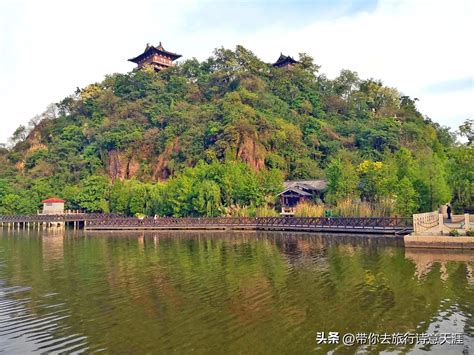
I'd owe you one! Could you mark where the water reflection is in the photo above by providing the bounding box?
[0,230,472,354]
[405,248,474,284]
[42,231,64,264]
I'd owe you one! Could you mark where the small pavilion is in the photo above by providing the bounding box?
[41,198,65,215]
[128,42,182,71]
[272,54,299,69]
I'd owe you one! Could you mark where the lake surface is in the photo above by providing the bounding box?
[0,230,473,354]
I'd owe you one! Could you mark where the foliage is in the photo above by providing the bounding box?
[395,177,418,216]
[326,158,359,204]
[447,145,473,213]
[0,45,470,216]
[76,175,110,213]
[293,202,325,217]
[457,119,473,145]
[333,199,377,217]
[448,229,460,236]
[224,205,279,217]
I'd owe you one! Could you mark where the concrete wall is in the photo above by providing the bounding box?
[42,202,65,215]
[405,235,474,249]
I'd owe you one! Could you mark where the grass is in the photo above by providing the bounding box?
[294,202,325,217]
[225,205,279,217]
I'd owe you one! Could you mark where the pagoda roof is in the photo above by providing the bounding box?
[128,42,182,63]
[272,53,299,67]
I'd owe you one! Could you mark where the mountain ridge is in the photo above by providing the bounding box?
[0,45,471,217]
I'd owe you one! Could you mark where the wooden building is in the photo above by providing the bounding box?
[272,54,299,69]
[41,198,65,215]
[128,42,182,71]
[277,180,327,215]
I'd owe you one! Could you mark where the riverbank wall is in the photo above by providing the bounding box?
[404,235,474,249]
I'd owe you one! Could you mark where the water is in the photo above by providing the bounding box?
[0,230,473,354]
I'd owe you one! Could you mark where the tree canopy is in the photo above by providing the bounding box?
[0,46,471,216]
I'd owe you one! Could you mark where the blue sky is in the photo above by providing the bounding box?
[182,0,377,32]
[0,0,472,144]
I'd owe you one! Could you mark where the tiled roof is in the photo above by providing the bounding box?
[283,180,327,191]
[128,42,182,63]
[42,198,65,203]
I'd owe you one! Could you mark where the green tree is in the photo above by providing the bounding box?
[194,180,222,216]
[0,192,37,215]
[326,158,359,204]
[395,177,419,216]
[0,45,459,218]
[110,180,130,214]
[414,152,451,211]
[448,146,473,212]
[458,119,473,145]
[0,179,12,202]
[77,175,109,212]
[129,181,148,216]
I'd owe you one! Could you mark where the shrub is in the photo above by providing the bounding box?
[466,229,474,237]
[448,229,460,236]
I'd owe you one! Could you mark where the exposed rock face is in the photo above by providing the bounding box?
[107,150,140,181]
[27,133,48,154]
[17,130,49,173]
[237,137,265,170]
[107,136,266,181]
[127,157,140,179]
[153,138,180,181]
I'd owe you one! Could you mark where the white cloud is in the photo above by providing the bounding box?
[0,0,473,143]
[240,0,474,126]
[0,0,199,143]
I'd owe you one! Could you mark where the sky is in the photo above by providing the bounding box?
[0,0,473,144]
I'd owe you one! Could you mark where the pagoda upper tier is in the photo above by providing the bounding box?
[129,42,182,71]
[272,54,299,68]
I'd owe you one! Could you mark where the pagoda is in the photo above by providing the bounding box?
[128,42,182,71]
[272,54,299,69]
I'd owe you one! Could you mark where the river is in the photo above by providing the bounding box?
[0,230,473,354]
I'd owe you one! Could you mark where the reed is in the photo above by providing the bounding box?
[294,202,325,217]
[333,198,395,217]
[225,205,278,217]
[254,206,279,217]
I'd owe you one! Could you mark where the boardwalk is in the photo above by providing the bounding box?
[0,215,413,235]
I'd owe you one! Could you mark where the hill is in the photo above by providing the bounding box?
[0,46,471,217]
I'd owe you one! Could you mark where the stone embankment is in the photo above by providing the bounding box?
[405,212,473,249]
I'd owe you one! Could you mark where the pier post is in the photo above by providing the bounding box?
[465,214,470,231]
[438,213,444,234]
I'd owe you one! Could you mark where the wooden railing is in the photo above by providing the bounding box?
[85,216,412,233]
[0,214,413,234]
[0,213,120,223]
